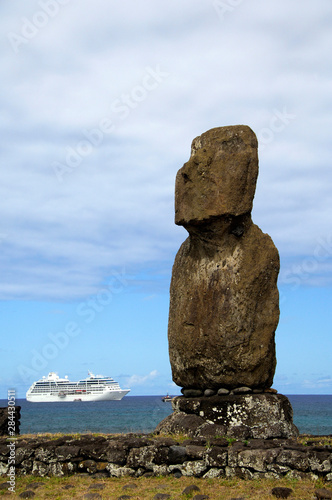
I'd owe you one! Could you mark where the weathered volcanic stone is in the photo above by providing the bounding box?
[168,125,279,390]
[175,125,259,225]
[156,394,299,440]
[0,406,20,436]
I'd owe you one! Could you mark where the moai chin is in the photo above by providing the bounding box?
[168,125,280,391]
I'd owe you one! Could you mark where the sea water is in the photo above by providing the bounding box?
[288,395,332,435]
[1,395,331,435]
[10,396,174,435]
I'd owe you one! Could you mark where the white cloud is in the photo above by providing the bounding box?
[126,370,159,387]
[1,1,332,300]
[302,377,332,390]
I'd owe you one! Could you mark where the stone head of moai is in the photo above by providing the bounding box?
[168,125,280,392]
[175,125,259,226]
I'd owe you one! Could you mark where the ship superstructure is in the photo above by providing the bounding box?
[26,371,130,402]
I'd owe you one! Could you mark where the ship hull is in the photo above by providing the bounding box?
[26,389,130,403]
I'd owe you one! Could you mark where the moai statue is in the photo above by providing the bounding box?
[168,125,280,392]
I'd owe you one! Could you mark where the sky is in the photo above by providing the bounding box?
[0,0,331,398]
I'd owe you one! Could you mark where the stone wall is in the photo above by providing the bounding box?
[0,407,20,436]
[1,433,331,481]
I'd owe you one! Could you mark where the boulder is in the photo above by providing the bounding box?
[315,489,332,500]
[271,487,293,498]
[156,394,299,440]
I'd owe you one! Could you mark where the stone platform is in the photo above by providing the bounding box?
[155,394,299,440]
[1,432,331,480]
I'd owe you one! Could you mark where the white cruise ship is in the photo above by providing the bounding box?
[26,372,130,402]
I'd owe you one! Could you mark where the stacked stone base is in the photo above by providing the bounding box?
[0,407,20,436]
[156,393,299,440]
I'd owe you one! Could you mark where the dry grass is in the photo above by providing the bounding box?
[1,475,330,500]
[298,434,332,447]
[12,432,109,441]
[11,432,332,446]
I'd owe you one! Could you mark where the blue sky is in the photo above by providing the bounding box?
[0,0,331,398]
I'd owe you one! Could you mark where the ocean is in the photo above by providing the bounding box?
[2,395,332,436]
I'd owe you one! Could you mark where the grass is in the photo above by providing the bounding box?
[12,432,332,446]
[1,474,330,499]
[10,432,109,441]
[298,434,332,447]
